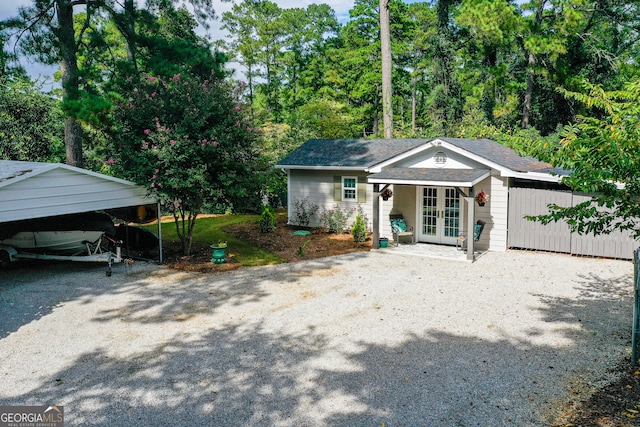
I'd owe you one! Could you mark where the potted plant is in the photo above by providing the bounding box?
[381,188,393,201]
[475,190,489,206]
[210,240,227,264]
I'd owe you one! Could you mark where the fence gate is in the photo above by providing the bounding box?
[508,187,638,259]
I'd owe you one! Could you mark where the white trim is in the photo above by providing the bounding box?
[368,141,436,172]
[369,138,561,183]
[507,171,565,182]
[433,140,522,177]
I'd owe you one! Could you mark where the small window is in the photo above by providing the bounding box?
[343,177,357,200]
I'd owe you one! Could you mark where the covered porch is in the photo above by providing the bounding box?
[368,168,491,262]
[378,240,487,262]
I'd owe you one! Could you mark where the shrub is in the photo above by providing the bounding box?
[259,206,277,233]
[320,205,354,233]
[355,205,369,230]
[292,197,319,227]
[298,239,311,257]
[351,214,367,242]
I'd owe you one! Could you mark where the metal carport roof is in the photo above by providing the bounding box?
[0,160,156,223]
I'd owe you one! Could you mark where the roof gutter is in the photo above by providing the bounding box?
[505,171,565,183]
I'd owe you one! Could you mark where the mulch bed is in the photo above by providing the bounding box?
[157,214,371,273]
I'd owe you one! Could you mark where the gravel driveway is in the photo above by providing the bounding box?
[0,250,634,426]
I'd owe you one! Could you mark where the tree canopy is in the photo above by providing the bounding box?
[2,0,640,248]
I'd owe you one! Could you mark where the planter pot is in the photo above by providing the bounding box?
[379,237,389,248]
[210,245,227,264]
[382,196,389,201]
[477,202,485,207]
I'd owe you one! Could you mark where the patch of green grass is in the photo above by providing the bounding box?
[146,214,285,266]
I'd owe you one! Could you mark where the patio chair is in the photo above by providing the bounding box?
[390,214,415,246]
[456,220,485,251]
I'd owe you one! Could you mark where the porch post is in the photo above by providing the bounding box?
[373,184,380,249]
[466,196,475,261]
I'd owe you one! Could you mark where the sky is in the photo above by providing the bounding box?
[0,0,357,85]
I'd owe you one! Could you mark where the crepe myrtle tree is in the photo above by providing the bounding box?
[111,72,264,254]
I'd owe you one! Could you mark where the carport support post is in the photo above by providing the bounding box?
[466,196,475,261]
[157,202,163,263]
[373,184,380,249]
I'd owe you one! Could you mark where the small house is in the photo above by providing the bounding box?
[277,138,638,260]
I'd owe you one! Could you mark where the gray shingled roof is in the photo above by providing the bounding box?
[439,138,554,173]
[277,137,560,174]
[277,139,429,168]
[369,168,490,184]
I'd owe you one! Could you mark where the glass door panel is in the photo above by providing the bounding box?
[419,186,461,245]
[421,187,437,236]
[443,188,460,238]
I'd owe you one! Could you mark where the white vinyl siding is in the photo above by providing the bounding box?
[473,174,508,252]
[287,170,373,229]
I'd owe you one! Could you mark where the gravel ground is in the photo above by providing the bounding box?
[0,250,634,426]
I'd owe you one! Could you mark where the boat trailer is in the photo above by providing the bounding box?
[0,234,125,276]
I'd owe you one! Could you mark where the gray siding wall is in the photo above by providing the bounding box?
[287,170,374,230]
[508,187,638,259]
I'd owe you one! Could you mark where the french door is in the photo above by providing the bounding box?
[418,186,461,245]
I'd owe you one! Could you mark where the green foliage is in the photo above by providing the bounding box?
[321,205,355,234]
[258,206,277,233]
[110,72,263,254]
[527,78,640,237]
[298,98,356,138]
[292,198,319,227]
[297,239,311,257]
[351,214,367,242]
[0,78,65,162]
[259,122,305,206]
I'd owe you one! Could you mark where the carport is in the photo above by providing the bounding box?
[0,160,161,262]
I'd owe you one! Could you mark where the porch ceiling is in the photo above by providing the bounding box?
[367,168,491,187]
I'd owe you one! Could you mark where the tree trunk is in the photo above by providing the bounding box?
[522,51,535,129]
[122,0,138,74]
[64,119,83,167]
[56,0,83,168]
[411,74,417,133]
[522,0,545,129]
[380,0,393,138]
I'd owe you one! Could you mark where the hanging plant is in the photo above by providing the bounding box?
[475,190,489,206]
[381,188,393,200]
